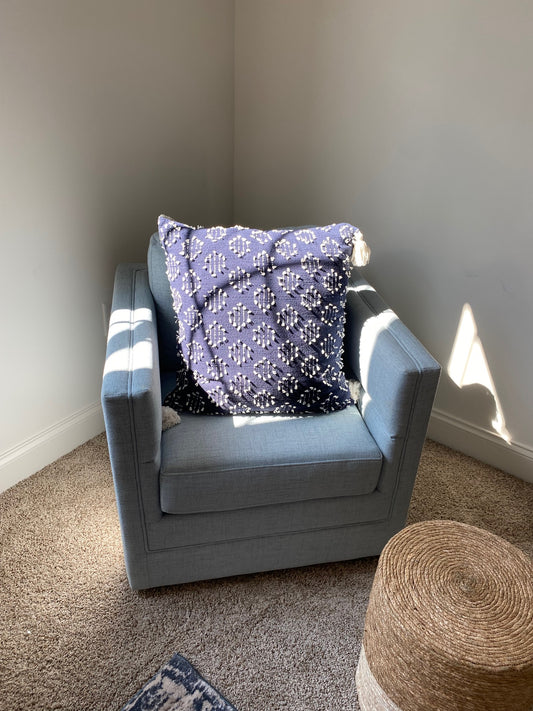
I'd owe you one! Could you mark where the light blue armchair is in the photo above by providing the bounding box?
[101,234,440,590]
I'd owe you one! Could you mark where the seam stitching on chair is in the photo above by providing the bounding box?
[147,517,392,553]
[159,454,383,478]
[128,267,153,564]
[162,485,380,515]
[355,289,427,517]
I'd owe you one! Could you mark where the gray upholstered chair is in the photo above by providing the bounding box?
[101,233,440,590]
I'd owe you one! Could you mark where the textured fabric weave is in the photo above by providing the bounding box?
[158,215,360,414]
[120,653,237,711]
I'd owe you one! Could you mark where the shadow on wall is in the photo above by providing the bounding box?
[447,303,512,444]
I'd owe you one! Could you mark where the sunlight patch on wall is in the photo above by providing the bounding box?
[448,303,511,443]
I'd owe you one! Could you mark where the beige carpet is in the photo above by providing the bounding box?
[1,435,531,711]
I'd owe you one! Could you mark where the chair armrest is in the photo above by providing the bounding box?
[101,264,163,577]
[345,271,441,513]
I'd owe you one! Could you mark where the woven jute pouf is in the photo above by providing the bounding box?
[356,520,533,711]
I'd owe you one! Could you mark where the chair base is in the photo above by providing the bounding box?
[125,516,404,590]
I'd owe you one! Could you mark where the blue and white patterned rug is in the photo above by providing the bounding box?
[120,653,238,711]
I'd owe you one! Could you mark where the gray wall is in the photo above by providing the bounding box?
[234,0,533,479]
[0,0,234,490]
[2,0,532,491]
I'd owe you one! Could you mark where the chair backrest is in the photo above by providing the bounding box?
[147,233,179,372]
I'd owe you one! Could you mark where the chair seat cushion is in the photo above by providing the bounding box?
[159,406,382,514]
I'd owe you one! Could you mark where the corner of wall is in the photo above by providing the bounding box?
[231,0,238,225]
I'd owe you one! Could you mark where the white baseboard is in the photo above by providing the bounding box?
[0,402,105,493]
[428,408,533,484]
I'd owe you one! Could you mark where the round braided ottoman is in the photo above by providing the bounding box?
[356,520,533,711]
